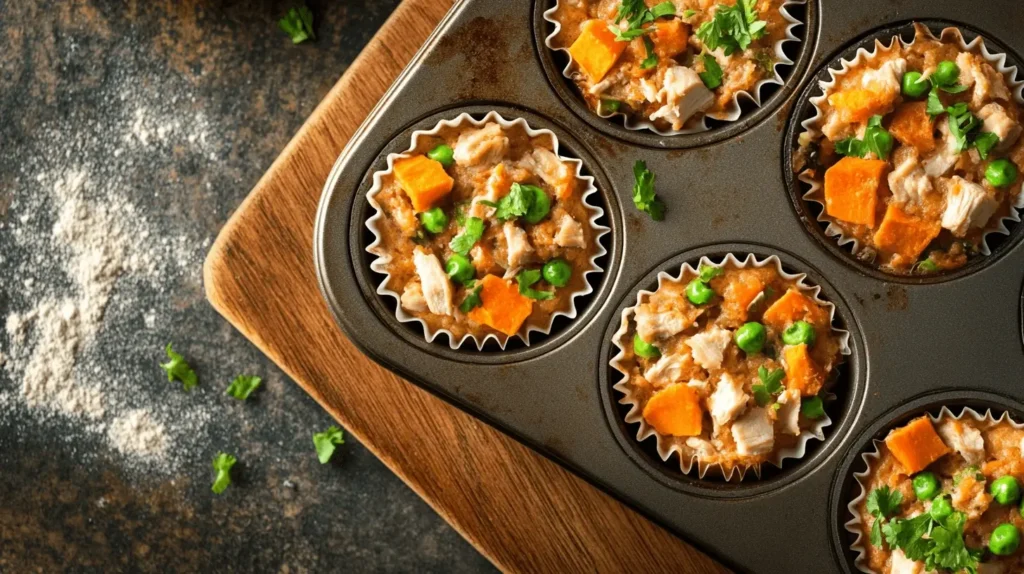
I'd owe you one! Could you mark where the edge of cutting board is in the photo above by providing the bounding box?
[203,1,728,572]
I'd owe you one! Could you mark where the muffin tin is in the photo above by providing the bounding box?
[314,1,1024,571]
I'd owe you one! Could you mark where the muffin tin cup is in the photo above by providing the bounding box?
[609,252,851,481]
[542,0,806,135]
[844,405,1024,573]
[364,111,610,350]
[797,24,1024,270]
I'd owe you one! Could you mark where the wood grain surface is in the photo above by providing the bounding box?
[203,1,729,572]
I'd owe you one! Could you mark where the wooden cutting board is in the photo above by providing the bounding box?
[203,1,728,572]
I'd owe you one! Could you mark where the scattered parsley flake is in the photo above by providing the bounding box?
[160,343,198,391]
[867,485,903,547]
[682,9,697,18]
[631,160,665,221]
[449,217,485,255]
[516,269,555,301]
[211,453,237,494]
[697,264,723,283]
[835,137,868,158]
[640,36,658,70]
[752,365,785,407]
[225,375,262,400]
[313,426,345,464]
[609,0,674,42]
[800,396,825,419]
[698,53,723,89]
[459,282,483,313]
[973,132,1000,160]
[695,0,767,56]
[278,5,315,44]
[494,183,535,221]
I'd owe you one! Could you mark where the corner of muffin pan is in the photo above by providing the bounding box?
[782,19,1024,285]
[827,389,1024,573]
[349,103,624,364]
[597,243,867,498]
[531,0,819,149]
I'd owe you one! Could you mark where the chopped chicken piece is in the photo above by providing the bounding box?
[889,549,927,574]
[861,57,907,98]
[775,389,802,436]
[646,66,714,130]
[951,472,992,522]
[937,420,986,465]
[520,147,571,188]
[957,52,1012,108]
[940,176,998,237]
[503,222,534,268]
[469,163,512,219]
[709,373,749,429]
[923,120,960,178]
[977,103,1022,152]
[686,327,732,370]
[731,408,774,456]
[554,214,585,248]
[888,149,934,208]
[453,122,509,167]
[685,437,717,457]
[382,189,420,237]
[686,378,709,394]
[643,351,692,386]
[400,281,428,313]
[635,305,688,341]
[412,247,454,316]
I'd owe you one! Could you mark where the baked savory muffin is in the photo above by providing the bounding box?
[369,118,602,345]
[855,413,1024,573]
[615,259,843,474]
[795,24,1023,274]
[548,0,793,131]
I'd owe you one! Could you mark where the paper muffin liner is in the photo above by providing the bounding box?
[365,111,609,350]
[844,406,1024,573]
[798,25,1024,264]
[542,0,805,135]
[609,253,852,481]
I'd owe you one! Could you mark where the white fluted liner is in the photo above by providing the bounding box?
[543,0,805,135]
[365,111,609,350]
[798,26,1024,262]
[609,253,851,480]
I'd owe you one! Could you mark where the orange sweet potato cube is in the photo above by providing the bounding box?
[889,102,936,154]
[394,155,454,212]
[873,203,941,261]
[569,19,627,82]
[885,416,950,474]
[642,383,703,437]
[653,20,689,59]
[824,157,889,228]
[467,275,533,337]
[762,289,829,331]
[828,88,894,124]
[782,344,825,396]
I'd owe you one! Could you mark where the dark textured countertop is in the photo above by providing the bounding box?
[0,2,494,572]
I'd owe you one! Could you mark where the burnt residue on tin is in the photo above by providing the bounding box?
[429,16,531,101]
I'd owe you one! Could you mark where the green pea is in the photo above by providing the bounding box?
[901,71,930,98]
[989,523,1021,556]
[445,254,475,284]
[734,322,766,354]
[782,321,816,346]
[685,279,715,305]
[633,334,661,360]
[986,159,1019,188]
[427,144,455,168]
[542,259,572,288]
[912,471,940,501]
[930,495,953,521]
[598,99,622,115]
[933,60,960,87]
[990,476,1021,505]
[523,186,551,224]
[419,207,449,234]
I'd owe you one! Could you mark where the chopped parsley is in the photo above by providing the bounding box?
[631,160,665,221]
[313,426,345,464]
[801,396,825,419]
[926,89,946,117]
[640,36,658,70]
[698,264,723,283]
[914,258,939,273]
[211,452,237,494]
[493,183,532,221]
[752,365,785,407]
[278,5,315,44]
[973,132,1000,160]
[225,375,262,400]
[459,282,483,313]
[866,485,902,547]
[698,53,723,89]
[160,344,198,391]
[835,137,868,158]
[608,0,675,42]
[682,9,697,18]
[835,115,891,159]
[695,0,767,56]
[516,269,555,301]
[449,216,485,255]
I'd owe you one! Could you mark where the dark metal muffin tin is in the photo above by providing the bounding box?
[314,1,1024,571]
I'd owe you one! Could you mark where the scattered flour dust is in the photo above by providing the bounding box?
[1,73,215,475]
